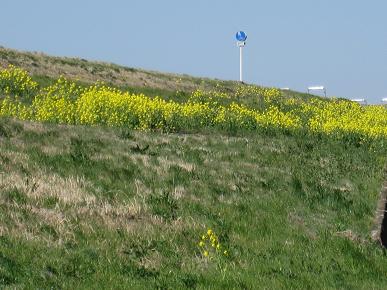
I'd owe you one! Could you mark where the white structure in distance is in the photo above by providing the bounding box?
[351,98,367,105]
[307,86,327,97]
[382,97,387,103]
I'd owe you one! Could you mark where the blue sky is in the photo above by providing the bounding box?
[1,0,387,103]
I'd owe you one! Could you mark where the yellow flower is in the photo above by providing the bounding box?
[1,65,386,141]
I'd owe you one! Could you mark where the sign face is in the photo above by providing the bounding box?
[237,41,246,47]
[236,31,247,42]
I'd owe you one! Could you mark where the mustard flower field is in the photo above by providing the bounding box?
[0,65,386,141]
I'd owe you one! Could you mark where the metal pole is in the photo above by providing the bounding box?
[240,45,243,83]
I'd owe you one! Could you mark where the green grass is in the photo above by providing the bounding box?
[0,118,386,289]
[1,46,386,288]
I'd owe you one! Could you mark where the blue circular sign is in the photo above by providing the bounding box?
[236,31,247,42]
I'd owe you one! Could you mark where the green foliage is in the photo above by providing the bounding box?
[0,65,38,100]
[0,123,10,138]
[0,252,20,286]
[70,137,93,163]
[147,192,179,221]
[118,128,134,140]
[3,188,28,205]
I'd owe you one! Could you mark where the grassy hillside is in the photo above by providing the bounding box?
[0,118,386,289]
[0,48,386,289]
[0,46,311,101]
[0,46,241,94]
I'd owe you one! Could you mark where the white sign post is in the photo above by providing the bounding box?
[236,31,247,83]
[238,42,245,82]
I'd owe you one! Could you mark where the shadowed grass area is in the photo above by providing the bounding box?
[0,118,386,289]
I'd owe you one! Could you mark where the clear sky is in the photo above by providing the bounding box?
[1,0,387,103]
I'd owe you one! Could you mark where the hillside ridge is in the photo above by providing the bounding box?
[0,46,242,93]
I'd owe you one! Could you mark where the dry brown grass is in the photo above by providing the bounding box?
[0,46,233,93]
[0,171,94,204]
[0,176,151,245]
